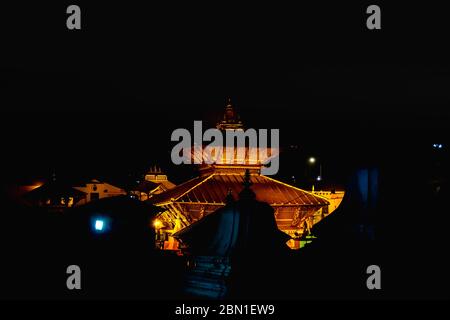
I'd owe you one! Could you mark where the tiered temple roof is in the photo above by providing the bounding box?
[150,171,328,207]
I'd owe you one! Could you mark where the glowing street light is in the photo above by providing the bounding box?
[91,216,110,233]
[308,156,322,185]
[91,216,110,234]
[153,219,163,229]
[94,219,104,231]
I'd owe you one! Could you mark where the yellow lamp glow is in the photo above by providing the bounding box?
[153,219,163,229]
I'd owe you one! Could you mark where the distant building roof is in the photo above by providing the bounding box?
[144,166,176,192]
[24,180,86,201]
[71,194,162,215]
[134,180,160,194]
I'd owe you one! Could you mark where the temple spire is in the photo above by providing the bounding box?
[216,98,244,130]
[239,169,256,200]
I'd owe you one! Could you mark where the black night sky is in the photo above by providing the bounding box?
[2,65,449,187]
[1,1,450,305]
[2,3,450,186]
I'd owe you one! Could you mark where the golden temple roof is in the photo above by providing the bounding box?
[149,172,329,207]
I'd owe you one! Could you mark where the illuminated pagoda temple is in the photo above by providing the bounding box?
[150,100,340,249]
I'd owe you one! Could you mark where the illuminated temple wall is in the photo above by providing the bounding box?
[156,202,327,250]
[150,170,344,250]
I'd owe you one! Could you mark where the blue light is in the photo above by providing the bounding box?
[95,219,104,231]
[91,216,110,233]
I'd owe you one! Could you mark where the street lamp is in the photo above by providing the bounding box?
[153,219,163,229]
[308,157,323,187]
[153,219,164,249]
[91,216,110,234]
